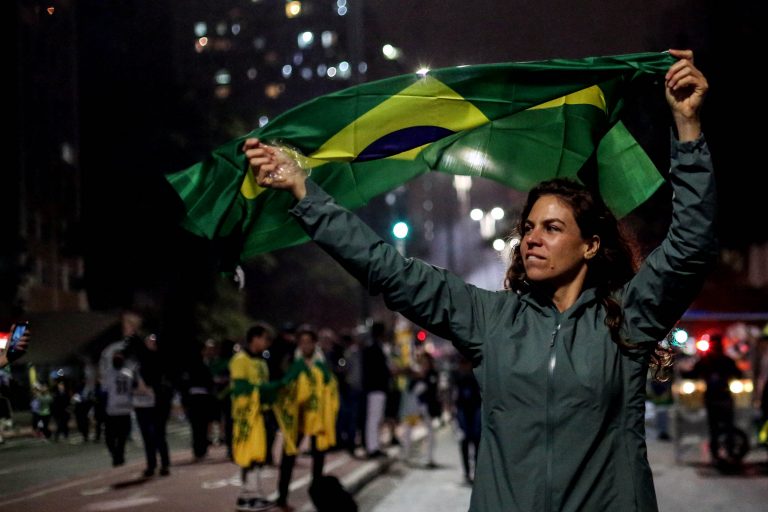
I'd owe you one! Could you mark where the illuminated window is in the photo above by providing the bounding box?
[327,66,337,78]
[258,116,269,127]
[293,52,304,65]
[358,62,368,74]
[215,70,231,85]
[253,37,266,50]
[194,22,207,37]
[282,65,293,78]
[321,31,337,48]
[338,61,351,79]
[285,1,302,18]
[231,23,241,36]
[297,31,314,49]
[316,64,327,76]
[382,44,401,60]
[247,68,258,80]
[216,22,227,36]
[265,83,285,99]
[301,67,313,80]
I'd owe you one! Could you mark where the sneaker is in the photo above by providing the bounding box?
[235,496,273,512]
[142,468,155,478]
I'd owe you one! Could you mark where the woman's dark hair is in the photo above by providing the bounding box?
[504,178,672,379]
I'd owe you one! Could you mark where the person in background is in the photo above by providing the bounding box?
[133,333,171,477]
[362,322,392,458]
[262,322,297,466]
[274,325,339,512]
[73,378,95,442]
[245,50,713,511]
[104,349,133,466]
[230,323,275,512]
[685,334,743,465]
[182,341,217,461]
[453,355,481,483]
[336,331,364,455]
[212,339,235,458]
[51,380,72,442]
[34,384,53,439]
[93,379,107,442]
[400,351,440,468]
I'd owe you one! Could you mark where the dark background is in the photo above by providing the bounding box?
[4,0,767,372]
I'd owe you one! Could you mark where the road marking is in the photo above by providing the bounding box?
[83,495,160,511]
[0,471,118,507]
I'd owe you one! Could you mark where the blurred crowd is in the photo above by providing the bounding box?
[2,310,482,511]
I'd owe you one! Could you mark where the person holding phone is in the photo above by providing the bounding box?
[0,322,30,368]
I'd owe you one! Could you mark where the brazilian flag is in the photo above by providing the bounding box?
[166,51,674,263]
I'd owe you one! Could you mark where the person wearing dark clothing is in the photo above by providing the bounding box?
[93,380,107,442]
[245,50,713,511]
[336,332,364,454]
[211,339,234,458]
[454,356,481,483]
[51,381,71,442]
[402,351,440,467]
[686,334,743,464]
[362,322,392,457]
[262,323,296,466]
[183,344,217,460]
[134,333,172,477]
[73,381,94,442]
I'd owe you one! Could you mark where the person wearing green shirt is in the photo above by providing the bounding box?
[244,49,713,512]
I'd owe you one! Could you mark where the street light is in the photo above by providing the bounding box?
[392,221,409,256]
[392,221,409,240]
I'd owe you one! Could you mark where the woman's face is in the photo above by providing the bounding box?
[521,195,597,287]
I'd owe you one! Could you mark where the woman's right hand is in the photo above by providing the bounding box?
[243,138,308,200]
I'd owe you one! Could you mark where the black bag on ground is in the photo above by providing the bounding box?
[309,475,358,512]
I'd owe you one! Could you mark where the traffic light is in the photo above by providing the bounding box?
[392,221,409,240]
[695,334,710,353]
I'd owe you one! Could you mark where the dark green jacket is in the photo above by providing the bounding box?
[290,136,716,512]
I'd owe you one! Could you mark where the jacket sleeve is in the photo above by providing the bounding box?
[290,180,496,363]
[622,135,718,344]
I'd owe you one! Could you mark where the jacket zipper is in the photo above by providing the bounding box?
[545,318,561,512]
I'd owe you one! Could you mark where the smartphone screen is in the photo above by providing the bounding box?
[9,323,27,350]
[0,336,7,351]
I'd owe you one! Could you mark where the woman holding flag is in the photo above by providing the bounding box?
[245,49,712,512]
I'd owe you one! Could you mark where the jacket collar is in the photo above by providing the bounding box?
[520,286,600,318]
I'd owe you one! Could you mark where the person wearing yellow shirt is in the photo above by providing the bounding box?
[230,323,275,512]
[274,325,339,512]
